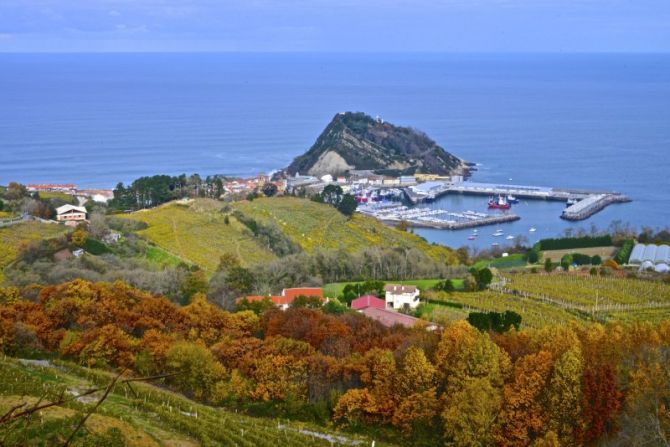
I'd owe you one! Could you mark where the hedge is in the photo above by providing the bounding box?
[538,235,613,251]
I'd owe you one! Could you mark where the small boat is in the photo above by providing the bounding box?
[529,227,537,232]
[506,235,515,240]
[493,229,504,237]
[492,242,500,247]
[506,195,519,204]
[473,229,478,233]
[488,195,511,210]
[467,235,476,240]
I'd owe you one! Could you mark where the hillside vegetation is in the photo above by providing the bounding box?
[120,197,457,272]
[234,197,456,263]
[0,222,68,282]
[119,200,277,272]
[0,357,377,446]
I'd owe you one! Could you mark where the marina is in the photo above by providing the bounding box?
[357,203,520,230]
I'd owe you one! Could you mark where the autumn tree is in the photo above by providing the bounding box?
[496,350,554,447]
[70,228,88,248]
[442,377,502,446]
[545,347,583,445]
[165,340,227,402]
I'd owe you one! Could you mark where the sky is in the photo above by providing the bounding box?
[0,0,668,53]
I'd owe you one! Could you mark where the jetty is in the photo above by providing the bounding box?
[561,194,631,221]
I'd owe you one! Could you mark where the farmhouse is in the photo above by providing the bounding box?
[384,284,420,310]
[351,295,386,310]
[238,287,324,311]
[55,205,87,223]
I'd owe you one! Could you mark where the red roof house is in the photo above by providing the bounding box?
[237,287,324,311]
[282,288,324,301]
[351,295,386,310]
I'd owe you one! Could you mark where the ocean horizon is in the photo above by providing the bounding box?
[1,52,669,248]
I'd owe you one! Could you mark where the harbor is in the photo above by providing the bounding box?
[404,180,631,221]
[357,203,520,230]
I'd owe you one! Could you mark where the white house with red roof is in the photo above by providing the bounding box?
[384,284,420,310]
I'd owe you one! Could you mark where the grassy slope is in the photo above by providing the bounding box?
[0,222,68,283]
[121,197,456,273]
[120,200,277,272]
[234,197,456,263]
[0,357,384,447]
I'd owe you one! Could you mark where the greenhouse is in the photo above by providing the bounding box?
[629,243,670,265]
[655,263,669,273]
[629,244,646,264]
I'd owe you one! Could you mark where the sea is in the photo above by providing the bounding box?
[1,53,669,250]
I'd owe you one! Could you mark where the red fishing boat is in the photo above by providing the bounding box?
[488,195,511,210]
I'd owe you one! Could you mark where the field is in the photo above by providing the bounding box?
[38,191,77,203]
[0,357,380,446]
[234,197,457,263]
[0,211,15,219]
[0,222,68,283]
[119,200,277,272]
[324,278,464,298]
[541,246,617,261]
[473,253,528,270]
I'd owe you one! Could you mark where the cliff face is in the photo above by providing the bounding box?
[287,112,465,177]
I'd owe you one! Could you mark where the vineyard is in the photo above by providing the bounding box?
[500,273,670,323]
[0,357,382,447]
[426,290,586,328]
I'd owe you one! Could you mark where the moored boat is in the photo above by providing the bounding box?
[488,195,511,210]
[506,195,519,204]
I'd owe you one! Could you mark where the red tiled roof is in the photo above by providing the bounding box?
[236,295,290,306]
[351,295,386,310]
[282,288,324,300]
[358,307,422,328]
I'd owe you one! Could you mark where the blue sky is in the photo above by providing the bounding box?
[0,0,668,52]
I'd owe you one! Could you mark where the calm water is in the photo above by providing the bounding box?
[1,53,669,249]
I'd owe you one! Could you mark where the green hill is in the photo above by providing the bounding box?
[0,356,380,446]
[119,200,278,272]
[120,197,457,272]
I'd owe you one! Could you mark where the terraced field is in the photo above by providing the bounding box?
[234,197,456,263]
[0,357,380,446]
[0,222,68,283]
[120,200,277,272]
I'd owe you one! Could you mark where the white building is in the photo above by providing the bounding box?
[384,284,420,310]
[55,205,87,223]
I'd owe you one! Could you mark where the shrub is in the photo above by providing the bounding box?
[614,239,634,264]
